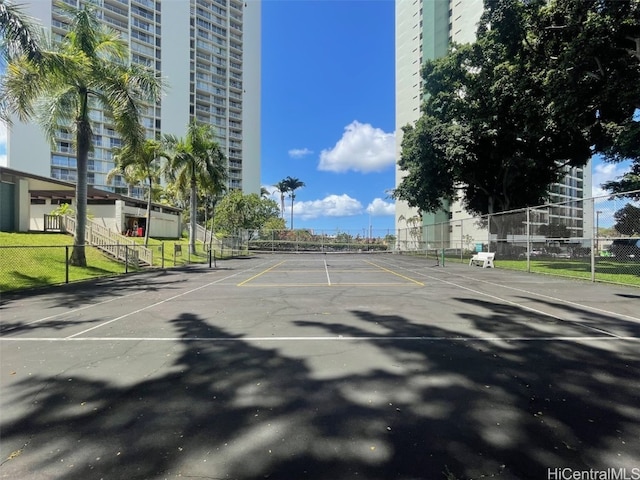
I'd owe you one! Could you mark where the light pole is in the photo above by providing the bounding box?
[596,210,602,256]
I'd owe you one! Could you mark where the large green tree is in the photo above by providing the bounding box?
[109,139,168,246]
[613,204,640,236]
[536,0,640,197]
[164,121,227,255]
[213,190,281,237]
[395,0,640,216]
[603,164,640,200]
[2,3,161,266]
[281,176,305,229]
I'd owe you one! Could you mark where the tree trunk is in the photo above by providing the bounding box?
[290,194,294,230]
[280,193,285,219]
[70,111,90,267]
[190,179,197,255]
[209,199,216,253]
[144,176,152,247]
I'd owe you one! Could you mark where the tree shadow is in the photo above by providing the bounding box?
[296,301,640,478]
[0,317,105,335]
[1,304,639,480]
[0,268,204,311]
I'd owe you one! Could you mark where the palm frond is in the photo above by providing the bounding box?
[93,62,161,153]
[33,87,79,145]
[3,56,44,121]
[0,0,43,61]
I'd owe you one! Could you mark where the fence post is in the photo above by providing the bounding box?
[460,220,464,261]
[65,246,69,284]
[125,246,129,274]
[590,224,596,283]
[441,222,445,267]
[526,208,531,273]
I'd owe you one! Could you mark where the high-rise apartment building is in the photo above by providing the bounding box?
[6,0,261,195]
[395,0,592,241]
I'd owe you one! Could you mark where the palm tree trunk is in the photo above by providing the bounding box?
[280,193,285,219]
[209,199,217,253]
[190,179,197,255]
[290,195,294,230]
[70,109,90,267]
[144,176,152,247]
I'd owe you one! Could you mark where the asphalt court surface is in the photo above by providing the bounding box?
[1,253,639,479]
[237,253,426,287]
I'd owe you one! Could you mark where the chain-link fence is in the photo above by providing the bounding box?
[245,228,397,253]
[0,241,222,294]
[396,191,640,286]
[3,192,637,291]
[0,244,147,294]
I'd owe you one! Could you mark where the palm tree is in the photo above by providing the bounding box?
[282,176,305,230]
[0,0,42,62]
[164,121,227,255]
[1,0,43,123]
[109,139,168,246]
[273,180,289,220]
[2,4,161,266]
[106,155,145,197]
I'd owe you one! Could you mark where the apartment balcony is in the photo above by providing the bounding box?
[102,2,128,19]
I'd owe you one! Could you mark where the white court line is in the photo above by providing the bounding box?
[1,335,638,342]
[65,260,277,339]
[444,272,640,323]
[323,256,331,286]
[371,257,633,339]
[3,258,275,332]
[2,291,146,333]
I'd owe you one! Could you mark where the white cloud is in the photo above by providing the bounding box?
[293,194,363,220]
[288,148,313,158]
[366,198,395,216]
[592,161,631,198]
[319,121,396,173]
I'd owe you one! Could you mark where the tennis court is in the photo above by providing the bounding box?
[1,252,639,480]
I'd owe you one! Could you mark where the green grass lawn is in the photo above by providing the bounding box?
[444,253,640,286]
[0,232,131,292]
[498,258,640,286]
[0,232,238,293]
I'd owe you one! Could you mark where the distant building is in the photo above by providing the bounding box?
[5,0,261,196]
[394,0,592,244]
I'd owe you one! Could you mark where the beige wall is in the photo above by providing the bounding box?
[28,199,181,238]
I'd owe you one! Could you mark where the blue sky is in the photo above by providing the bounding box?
[0,0,632,233]
[260,0,396,235]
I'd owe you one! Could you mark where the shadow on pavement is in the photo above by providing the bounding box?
[1,298,639,479]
